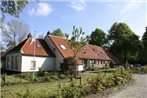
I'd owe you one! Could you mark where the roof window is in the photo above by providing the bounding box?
[36,44,42,48]
[60,44,66,50]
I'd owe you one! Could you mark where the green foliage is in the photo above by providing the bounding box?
[59,74,66,79]
[89,28,108,46]
[142,28,147,47]
[140,28,147,64]
[1,69,132,98]
[85,66,99,71]
[68,26,87,57]
[16,87,33,98]
[87,74,106,94]
[87,66,132,94]
[54,84,87,98]
[113,66,132,86]
[60,57,76,73]
[1,0,29,17]
[52,28,65,37]
[109,22,141,64]
[37,67,44,76]
[131,66,147,74]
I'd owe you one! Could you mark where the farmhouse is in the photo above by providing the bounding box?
[5,32,119,72]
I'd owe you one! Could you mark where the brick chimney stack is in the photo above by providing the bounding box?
[47,31,51,35]
[27,33,32,38]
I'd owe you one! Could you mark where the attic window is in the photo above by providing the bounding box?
[36,44,42,48]
[60,44,66,50]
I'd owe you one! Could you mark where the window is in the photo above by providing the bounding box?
[60,44,66,50]
[15,56,18,69]
[36,44,42,48]
[31,60,36,70]
[94,60,96,64]
[11,56,14,69]
[6,57,9,69]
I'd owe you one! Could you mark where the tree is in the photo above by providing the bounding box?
[60,57,76,74]
[67,26,87,78]
[142,27,147,48]
[140,27,147,64]
[108,22,140,64]
[89,28,108,46]
[1,0,29,17]
[52,28,65,37]
[2,18,30,50]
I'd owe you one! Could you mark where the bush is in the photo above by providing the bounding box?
[16,87,33,98]
[113,66,132,86]
[87,66,132,94]
[85,66,99,71]
[37,67,44,76]
[131,66,147,74]
[44,71,49,77]
[50,75,59,80]
[87,74,105,94]
[53,83,87,98]
[59,74,66,79]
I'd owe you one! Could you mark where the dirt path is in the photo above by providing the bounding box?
[85,74,147,98]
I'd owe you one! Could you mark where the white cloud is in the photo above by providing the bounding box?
[69,0,86,12]
[119,0,144,21]
[28,3,53,16]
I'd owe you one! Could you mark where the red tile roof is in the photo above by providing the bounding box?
[8,38,54,57]
[48,35,120,64]
[78,45,120,64]
[48,35,74,58]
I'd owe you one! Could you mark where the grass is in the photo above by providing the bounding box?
[1,72,110,98]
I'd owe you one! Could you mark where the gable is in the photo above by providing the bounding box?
[7,38,55,57]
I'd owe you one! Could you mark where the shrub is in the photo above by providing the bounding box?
[16,87,33,98]
[50,75,59,80]
[131,66,147,74]
[59,74,66,79]
[87,74,106,94]
[86,66,132,94]
[85,66,99,71]
[55,84,86,98]
[37,67,44,76]
[113,66,132,86]
[44,71,49,77]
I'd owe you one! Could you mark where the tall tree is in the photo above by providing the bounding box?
[67,26,87,78]
[108,22,140,64]
[142,27,147,48]
[2,18,30,50]
[89,28,108,46]
[140,27,147,64]
[1,0,29,17]
[52,28,65,37]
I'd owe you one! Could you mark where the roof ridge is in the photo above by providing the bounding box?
[48,35,67,39]
[21,38,30,53]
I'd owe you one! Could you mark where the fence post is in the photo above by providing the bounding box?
[2,73,6,86]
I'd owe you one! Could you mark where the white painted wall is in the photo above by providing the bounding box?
[78,64,84,72]
[45,36,64,71]
[6,52,22,72]
[21,56,55,72]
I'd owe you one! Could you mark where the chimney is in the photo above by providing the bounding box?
[27,33,32,38]
[47,31,50,35]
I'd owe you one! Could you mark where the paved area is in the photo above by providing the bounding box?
[85,74,147,98]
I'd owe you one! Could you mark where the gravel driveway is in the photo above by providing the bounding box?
[85,74,147,98]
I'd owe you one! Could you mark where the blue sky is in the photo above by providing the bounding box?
[4,0,147,38]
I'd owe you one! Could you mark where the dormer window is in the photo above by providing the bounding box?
[36,44,42,48]
[60,44,66,50]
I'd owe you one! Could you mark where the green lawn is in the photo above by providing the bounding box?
[1,72,111,98]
